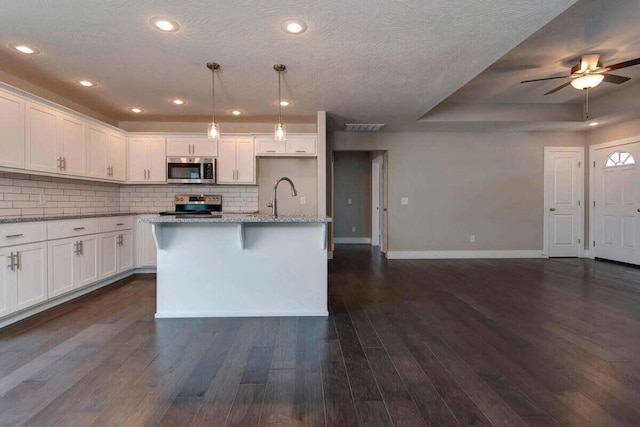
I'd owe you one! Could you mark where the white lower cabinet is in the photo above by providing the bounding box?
[100,230,134,278]
[0,242,48,317]
[47,235,99,298]
[136,216,157,268]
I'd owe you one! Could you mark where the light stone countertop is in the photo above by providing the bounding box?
[0,212,146,224]
[139,213,332,224]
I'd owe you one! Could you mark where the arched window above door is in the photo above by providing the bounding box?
[605,151,636,167]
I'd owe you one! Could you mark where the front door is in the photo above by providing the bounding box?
[544,147,583,257]
[594,142,640,264]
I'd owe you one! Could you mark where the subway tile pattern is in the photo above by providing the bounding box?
[119,185,259,213]
[0,174,258,217]
[0,172,120,217]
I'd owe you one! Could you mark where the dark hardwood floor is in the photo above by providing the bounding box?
[1,245,640,426]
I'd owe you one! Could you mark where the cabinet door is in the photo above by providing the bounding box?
[100,233,118,278]
[127,138,148,182]
[0,249,16,317]
[108,132,127,182]
[166,138,193,156]
[146,138,167,182]
[86,125,109,179]
[136,218,157,268]
[59,114,86,176]
[0,89,25,169]
[26,103,61,174]
[255,137,285,155]
[76,236,99,289]
[117,230,134,272]
[14,243,48,311]
[235,138,256,184]
[217,138,237,184]
[48,238,75,298]
[193,139,217,157]
[285,136,316,156]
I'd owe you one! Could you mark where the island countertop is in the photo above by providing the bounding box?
[139,213,332,224]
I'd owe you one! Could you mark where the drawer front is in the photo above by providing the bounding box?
[47,218,100,240]
[0,222,48,247]
[99,216,134,233]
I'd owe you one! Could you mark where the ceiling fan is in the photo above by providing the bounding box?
[521,53,640,95]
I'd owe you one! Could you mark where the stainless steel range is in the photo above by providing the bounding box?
[159,194,222,216]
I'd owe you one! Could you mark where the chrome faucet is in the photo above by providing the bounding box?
[267,177,297,217]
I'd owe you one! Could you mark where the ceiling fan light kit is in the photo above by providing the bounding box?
[570,74,604,90]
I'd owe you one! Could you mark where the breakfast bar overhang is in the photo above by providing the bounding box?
[140,215,331,318]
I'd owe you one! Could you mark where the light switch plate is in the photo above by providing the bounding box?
[401,197,409,205]
[348,198,352,205]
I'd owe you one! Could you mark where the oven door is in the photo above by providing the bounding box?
[167,158,203,184]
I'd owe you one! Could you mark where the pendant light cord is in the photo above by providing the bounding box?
[211,66,216,123]
[278,70,282,124]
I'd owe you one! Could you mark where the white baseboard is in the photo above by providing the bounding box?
[155,310,329,318]
[0,270,136,329]
[327,251,334,260]
[582,250,594,259]
[334,237,372,244]
[386,250,544,260]
[135,267,157,274]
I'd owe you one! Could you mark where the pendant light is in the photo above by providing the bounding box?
[206,62,220,141]
[274,64,287,141]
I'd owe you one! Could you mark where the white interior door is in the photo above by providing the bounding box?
[544,147,583,257]
[371,161,381,246]
[594,142,640,264]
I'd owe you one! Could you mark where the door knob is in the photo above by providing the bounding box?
[550,208,556,211]
[637,208,640,213]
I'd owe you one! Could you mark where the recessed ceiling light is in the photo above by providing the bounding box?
[78,80,96,87]
[589,122,599,127]
[280,100,291,107]
[130,108,143,113]
[150,17,180,32]
[281,19,308,34]
[11,44,40,54]
[171,98,185,105]
[231,110,242,116]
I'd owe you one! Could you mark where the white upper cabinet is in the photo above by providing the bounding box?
[58,114,86,176]
[128,137,166,183]
[166,136,217,157]
[86,124,127,182]
[0,88,25,169]
[217,137,255,185]
[255,134,317,157]
[26,102,62,174]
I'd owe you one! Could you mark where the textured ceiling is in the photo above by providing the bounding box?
[0,0,576,125]
[424,0,640,130]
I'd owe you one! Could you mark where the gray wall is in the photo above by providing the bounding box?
[331,131,586,251]
[334,152,372,239]
[587,117,640,146]
[257,158,317,216]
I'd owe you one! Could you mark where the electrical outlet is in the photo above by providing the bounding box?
[348,198,352,205]
[300,196,306,205]
[38,192,45,206]
[401,197,409,205]
[470,235,476,243]
[104,196,109,206]
[352,226,356,232]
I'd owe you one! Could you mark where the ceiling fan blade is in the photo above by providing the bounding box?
[544,81,572,95]
[602,73,631,84]
[604,57,640,72]
[521,75,570,83]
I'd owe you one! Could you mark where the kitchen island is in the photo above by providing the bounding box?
[140,214,331,318]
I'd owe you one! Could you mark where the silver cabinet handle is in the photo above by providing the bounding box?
[295,150,305,153]
[549,208,556,211]
[62,157,66,171]
[14,252,20,270]
[79,241,83,255]
[5,234,24,238]
[266,150,276,153]
[74,241,80,256]
[7,253,15,271]
[57,157,62,170]
[116,223,125,226]
[73,227,86,231]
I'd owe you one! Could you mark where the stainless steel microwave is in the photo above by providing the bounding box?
[167,157,215,184]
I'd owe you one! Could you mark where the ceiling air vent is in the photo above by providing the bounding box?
[344,123,385,132]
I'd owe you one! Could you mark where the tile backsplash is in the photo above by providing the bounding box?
[119,185,258,213]
[0,172,120,217]
[0,173,259,217]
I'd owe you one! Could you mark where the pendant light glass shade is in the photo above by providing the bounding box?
[207,62,220,141]
[274,64,287,141]
[571,74,604,90]
[275,122,286,141]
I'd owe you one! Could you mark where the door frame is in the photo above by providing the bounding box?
[543,146,585,258]
[588,135,640,259]
[372,158,381,246]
